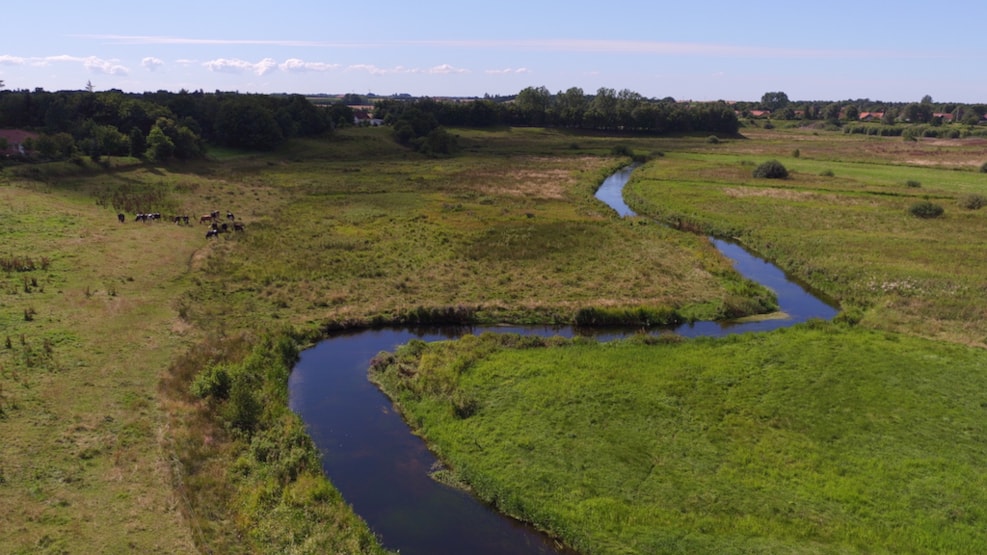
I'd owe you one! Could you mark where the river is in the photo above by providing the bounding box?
[288,166,839,554]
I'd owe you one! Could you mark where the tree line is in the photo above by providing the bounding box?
[373,86,741,136]
[737,91,987,126]
[0,89,332,162]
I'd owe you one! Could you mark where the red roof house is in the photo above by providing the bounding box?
[0,129,39,156]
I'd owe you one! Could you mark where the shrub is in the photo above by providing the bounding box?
[980,161,987,173]
[819,169,834,177]
[752,160,788,179]
[905,180,921,188]
[908,201,944,219]
[958,194,987,210]
[706,135,720,144]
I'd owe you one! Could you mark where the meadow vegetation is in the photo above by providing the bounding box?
[3,122,987,553]
[0,125,768,553]
[371,325,987,554]
[370,127,987,553]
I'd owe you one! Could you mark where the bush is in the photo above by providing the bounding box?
[905,180,921,188]
[958,194,987,210]
[908,201,944,219]
[980,161,987,173]
[753,160,788,179]
[706,135,720,144]
[819,169,834,177]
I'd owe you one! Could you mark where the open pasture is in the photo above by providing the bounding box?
[625,128,987,346]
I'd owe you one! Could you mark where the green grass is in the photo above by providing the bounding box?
[180,127,768,332]
[371,324,987,554]
[5,124,987,554]
[1,126,769,554]
[622,131,987,346]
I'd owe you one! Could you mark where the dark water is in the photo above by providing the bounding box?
[289,166,839,555]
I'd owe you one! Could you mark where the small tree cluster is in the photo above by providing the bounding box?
[908,201,944,219]
[958,194,987,210]
[753,160,788,179]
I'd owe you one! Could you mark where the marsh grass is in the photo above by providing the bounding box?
[372,324,987,554]
[624,129,987,346]
[1,126,768,554]
[6,123,987,554]
[181,127,766,333]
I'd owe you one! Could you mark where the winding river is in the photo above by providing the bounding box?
[289,166,839,555]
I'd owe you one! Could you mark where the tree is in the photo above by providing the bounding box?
[902,103,932,123]
[753,160,788,179]
[822,102,842,122]
[555,87,587,127]
[585,87,617,129]
[513,86,552,125]
[844,105,860,121]
[145,125,175,161]
[214,97,284,150]
[760,91,790,111]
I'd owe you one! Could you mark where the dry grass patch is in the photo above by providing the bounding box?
[0,182,199,554]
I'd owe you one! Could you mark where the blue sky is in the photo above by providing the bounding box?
[2,0,984,103]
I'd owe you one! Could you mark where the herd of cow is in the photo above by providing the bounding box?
[116,209,245,238]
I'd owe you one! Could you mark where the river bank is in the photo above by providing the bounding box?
[290,164,841,554]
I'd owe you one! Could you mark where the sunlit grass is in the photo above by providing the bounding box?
[372,324,987,554]
[624,130,987,346]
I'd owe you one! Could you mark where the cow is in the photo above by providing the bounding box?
[205,229,220,239]
[226,211,235,221]
[233,221,245,232]
[199,214,213,224]
[117,213,125,223]
[220,223,229,233]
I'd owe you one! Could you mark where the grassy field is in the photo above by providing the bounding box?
[371,325,987,554]
[3,123,986,553]
[624,128,987,346]
[1,126,772,553]
[0,173,199,553]
[366,128,987,553]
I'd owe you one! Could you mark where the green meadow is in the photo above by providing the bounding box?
[371,325,987,554]
[2,124,987,553]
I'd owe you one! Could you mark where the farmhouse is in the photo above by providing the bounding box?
[0,129,38,156]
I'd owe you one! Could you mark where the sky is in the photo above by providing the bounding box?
[2,0,985,103]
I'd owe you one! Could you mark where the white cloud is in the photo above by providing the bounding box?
[22,54,129,75]
[485,67,530,75]
[142,57,164,71]
[84,56,129,75]
[255,57,277,76]
[0,55,26,65]
[280,58,340,72]
[203,57,278,76]
[428,64,469,75]
[346,64,417,75]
